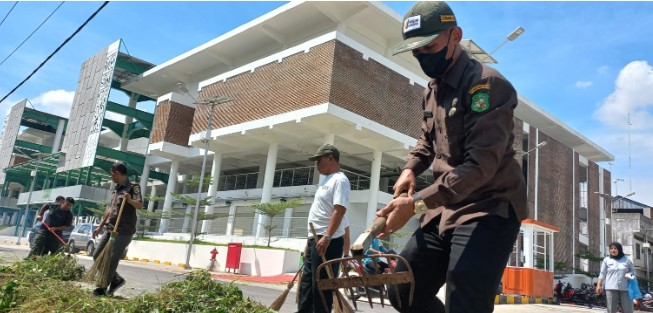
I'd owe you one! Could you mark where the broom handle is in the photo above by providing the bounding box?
[112,195,129,235]
[309,223,336,279]
[41,221,67,245]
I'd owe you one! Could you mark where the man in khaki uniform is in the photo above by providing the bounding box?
[376,2,528,312]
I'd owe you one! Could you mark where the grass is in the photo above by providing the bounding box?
[0,254,274,313]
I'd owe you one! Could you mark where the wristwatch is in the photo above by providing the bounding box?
[323,235,332,241]
[413,193,428,215]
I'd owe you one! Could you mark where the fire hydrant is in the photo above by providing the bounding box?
[207,248,219,271]
[210,248,219,261]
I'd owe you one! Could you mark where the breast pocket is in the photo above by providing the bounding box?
[444,106,466,165]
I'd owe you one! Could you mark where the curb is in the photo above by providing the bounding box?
[495,294,554,304]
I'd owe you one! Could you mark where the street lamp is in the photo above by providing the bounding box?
[15,152,48,245]
[482,26,525,62]
[184,95,234,270]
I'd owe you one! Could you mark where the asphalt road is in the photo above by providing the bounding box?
[0,244,639,312]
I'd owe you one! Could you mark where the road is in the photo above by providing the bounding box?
[0,244,636,312]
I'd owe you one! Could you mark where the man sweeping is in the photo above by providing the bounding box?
[27,196,74,257]
[91,162,142,297]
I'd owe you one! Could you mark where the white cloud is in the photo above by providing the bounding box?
[576,81,593,88]
[593,60,653,130]
[598,65,609,74]
[30,89,75,118]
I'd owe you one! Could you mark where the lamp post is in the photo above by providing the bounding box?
[184,95,234,270]
[644,240,651,290]
[482,26,525,63]
[15,152,48,245]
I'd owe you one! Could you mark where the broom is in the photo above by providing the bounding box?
[84,196,128,288]
[309,223,355,313]
[41,221,72,256]
[269,263,304,310]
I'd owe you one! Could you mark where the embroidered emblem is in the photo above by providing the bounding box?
[468,83,491,95]
[471,92,490,113]
[440,15,455,22]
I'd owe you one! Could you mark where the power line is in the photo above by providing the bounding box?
[0,2,65,68]
[0,1,109,104]
[0,2,18,29]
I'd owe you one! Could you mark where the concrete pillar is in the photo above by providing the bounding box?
[202,153,222,234]
[318,134,336,183]
[366,150,382,224]
[282,207,293,237]
[549,232,555,272]
[226,203,237,235]
[256,158,266,189]
[256,143,278,238]
[119,93,138,152]
[52,119,65,153]
[159,160,179,233]
[139,165,150,193]
[523,227,534,268]
[147,185,157,212]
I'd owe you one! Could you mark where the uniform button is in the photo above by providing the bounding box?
[436,154,442,159]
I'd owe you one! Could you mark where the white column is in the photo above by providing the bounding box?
[1,212,7,225]
[182,205,192,233]
[534,130,540,220]
[202,153,222,234]
[147,185,156,212]
[523,227,534,268]
[366,150,382,224]
[549,232,555,272]
[51,119,65,153]
[318,134,336,183]
[256,159,266,188]
[282,207,293,237]
[139,165,150,192]
[256,143,278,238]
[159,160,179,233]
[119,93,138,151]
[226,203,237,235]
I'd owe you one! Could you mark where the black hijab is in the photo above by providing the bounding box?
[609,242,625,260]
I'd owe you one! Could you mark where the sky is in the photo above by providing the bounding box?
[0,1,652,206]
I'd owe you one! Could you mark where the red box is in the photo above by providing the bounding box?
[226,242,243,273]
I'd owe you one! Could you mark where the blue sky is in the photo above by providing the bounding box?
[0,1,652,206]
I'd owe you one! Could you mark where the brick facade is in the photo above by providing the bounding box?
[150,100,196,146]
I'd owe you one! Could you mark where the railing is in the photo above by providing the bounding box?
[137,216,310,239]
[217,166,371,191]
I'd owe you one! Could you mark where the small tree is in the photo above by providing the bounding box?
[170,173,216,239]
[253,198,302,247]
[576,250,604,283]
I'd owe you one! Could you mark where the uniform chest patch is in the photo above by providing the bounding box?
[471,92,490,113]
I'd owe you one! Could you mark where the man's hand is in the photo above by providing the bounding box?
[36,215,43,221]
[595,285,602,295]
[376,196,415,238]
[92,227,101,239]
[122,192,132,202]
[316,237,330,256]
[393,169,416,198]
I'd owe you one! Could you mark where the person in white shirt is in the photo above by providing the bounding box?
[298,143,350,313]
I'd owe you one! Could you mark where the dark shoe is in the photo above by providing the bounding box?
[93,287,107,297]
[107,277,126,295]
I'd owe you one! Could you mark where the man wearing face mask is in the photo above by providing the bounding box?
[376,2,528,313]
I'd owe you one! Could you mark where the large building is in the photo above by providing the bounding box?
[1,2,615,280]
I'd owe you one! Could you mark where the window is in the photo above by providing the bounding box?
[636,243,641,260]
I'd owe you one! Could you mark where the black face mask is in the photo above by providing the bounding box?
[415,32,453,78]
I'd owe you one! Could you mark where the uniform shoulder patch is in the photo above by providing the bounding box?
[131,183,141,195]
[471,92,490,113]
[468,83,491,95]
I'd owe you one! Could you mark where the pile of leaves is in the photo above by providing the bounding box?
[0,255,273,313]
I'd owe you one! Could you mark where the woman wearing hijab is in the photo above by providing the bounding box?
[597,242,636,313]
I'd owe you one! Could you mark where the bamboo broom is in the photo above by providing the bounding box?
[269,264,304,311]
[84,196,128,288]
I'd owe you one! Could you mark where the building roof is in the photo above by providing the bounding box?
[123,0,613,163]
